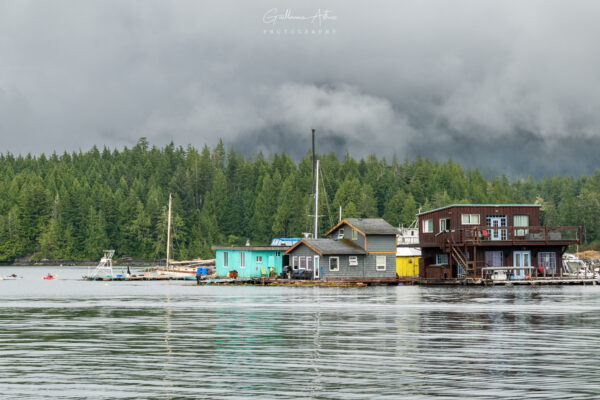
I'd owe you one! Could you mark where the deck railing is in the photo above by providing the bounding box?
[430,225,581,246]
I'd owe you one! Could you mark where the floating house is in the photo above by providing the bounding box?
[284,218,398,280]
[212,245,289,279]
[417,204,581,281]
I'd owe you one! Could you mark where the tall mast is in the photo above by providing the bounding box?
[312,129,316,201]
[314,159,319,239]
[166,193,172,270]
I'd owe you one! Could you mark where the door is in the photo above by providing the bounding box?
[513,251,531,280]
[314,256,320,279]
[489,217,505,240]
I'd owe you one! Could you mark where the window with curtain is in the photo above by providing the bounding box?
[539,252,556,274]
[514,215,529,236]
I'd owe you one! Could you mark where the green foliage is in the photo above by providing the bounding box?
[0,138,599,262]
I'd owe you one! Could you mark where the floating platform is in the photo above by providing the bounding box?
[197,277,418,287]
[420,277,600,286]
[83,275,196,281]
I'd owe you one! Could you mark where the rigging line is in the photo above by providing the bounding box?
[318,167,335,228]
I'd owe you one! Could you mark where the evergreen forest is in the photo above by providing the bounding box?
[1,137,599,262]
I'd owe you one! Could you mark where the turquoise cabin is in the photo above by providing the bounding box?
[212,245,290,278]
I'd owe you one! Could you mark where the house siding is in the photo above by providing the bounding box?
[419,205,541,246]
[321,254,366,279]
[366,235,396,252]
[363,254,396,279]
[330,223,366,250]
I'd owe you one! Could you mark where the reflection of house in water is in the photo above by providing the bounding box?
[417,204,581,281]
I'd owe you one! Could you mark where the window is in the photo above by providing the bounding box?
[307,257,313,271]
[436,254,449,265]
[352,229,358,240]
[329,257,339,271]
[485,251,503,267]
[240,252,245,268]
[376,256,386,271]
[514,215,529,236]
[349,256,358,266]
[256,256,262,263]
[440,218,450,231]
[422,219,433,233]
[461,214,480,225]
[292,256,298,270]
[276,251,281,257]
[299,256,306,270]
[338,228,345,239]
[223,252,228,268]
[539,252,557,275]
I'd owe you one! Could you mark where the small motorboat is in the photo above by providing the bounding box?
[42,273,55,280]
[3,274,22,280]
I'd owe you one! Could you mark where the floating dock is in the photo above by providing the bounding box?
[197,277,418,287]
[420,277,599,286]
[83,275,196,281]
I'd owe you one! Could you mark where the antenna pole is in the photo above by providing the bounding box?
[166,193,172,270]
[314,159,319,239]
[312,129,316,200]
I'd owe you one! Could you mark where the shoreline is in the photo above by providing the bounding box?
[1,260,159,267]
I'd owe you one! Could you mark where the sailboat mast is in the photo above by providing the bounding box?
[314,159,319,239]
[166,193,172,270]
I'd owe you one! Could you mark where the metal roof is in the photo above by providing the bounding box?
[300,239,367,255]
[212,245,289,251]
[338,218,398,235]
[396,247,421,257]
[416,204,540,216]
[270,238,301,246]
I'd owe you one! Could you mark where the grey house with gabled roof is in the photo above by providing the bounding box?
[284,218,398,280]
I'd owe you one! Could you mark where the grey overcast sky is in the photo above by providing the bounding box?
[1,0,599,177]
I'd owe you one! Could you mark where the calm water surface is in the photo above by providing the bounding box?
[1,266,600,399]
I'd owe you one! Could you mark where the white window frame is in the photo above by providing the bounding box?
[436,253,449,265]
[422,219,433,233]
[299,256,306,270]
[440,218,450,231]
[292,256,298,270]
[307,257,313,271]
[256,256,262,263]
[514,215,530,236]
[351,229,358,240]
[461,214,480,225]
[349,256,358,266]
[539,252,556,274]
[223,252,228,268]
[240,252,245,268]
[376,256,386,271]
[329,256,339,271]
[338,228,344,239]
[275,251,281,257]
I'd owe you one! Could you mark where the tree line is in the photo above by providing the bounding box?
[0,137,598,262]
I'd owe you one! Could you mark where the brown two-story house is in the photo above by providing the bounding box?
[417,204,581,280]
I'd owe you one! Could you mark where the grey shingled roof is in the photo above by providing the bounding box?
[303,239,366,255]
[345,218,398,235]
